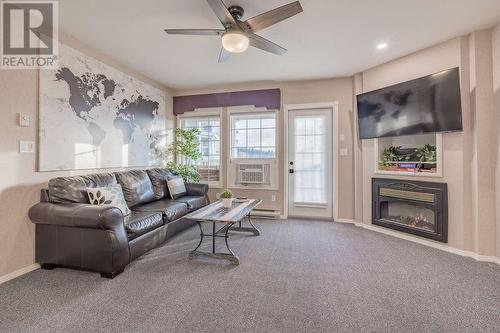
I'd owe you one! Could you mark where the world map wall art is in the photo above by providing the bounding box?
[39,43,166,171]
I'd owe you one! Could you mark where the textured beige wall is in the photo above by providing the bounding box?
[359,32,499,257]
[0,33,174,278]
[359,38,473,252]
[175,78,355,219]
[468,30,496,256]
[493,23,500,258]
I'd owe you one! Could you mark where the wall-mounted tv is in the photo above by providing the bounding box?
[356,67,462,139]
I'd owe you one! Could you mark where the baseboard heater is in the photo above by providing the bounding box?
[251,209,281,218]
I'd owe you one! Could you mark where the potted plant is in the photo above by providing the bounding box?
[380,146,401,171]
[166,128,201,182]
[220,189,233,208]
[415,144,437,163]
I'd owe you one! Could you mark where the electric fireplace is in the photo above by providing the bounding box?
[372,178,448,242]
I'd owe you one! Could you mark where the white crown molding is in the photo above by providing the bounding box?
[0,264,40,285]
[335,219,500,265]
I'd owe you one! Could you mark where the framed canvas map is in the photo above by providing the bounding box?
[39,43,166,171]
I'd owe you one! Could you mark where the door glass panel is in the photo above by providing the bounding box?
[294,116,327,204]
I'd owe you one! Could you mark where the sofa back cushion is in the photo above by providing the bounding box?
[166,176,187,199]
[87,184,131,216]
[115,170,155,207]
[48,173,117,204]
[146,168,175,199]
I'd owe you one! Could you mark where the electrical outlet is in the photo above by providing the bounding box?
[215,192,221,199]
[271,194,276,202]
[19,140,35,153]
[340,148,348,156]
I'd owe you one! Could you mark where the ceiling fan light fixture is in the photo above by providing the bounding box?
[222,31,249,53]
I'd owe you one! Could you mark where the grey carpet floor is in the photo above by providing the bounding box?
[0,219,499,333]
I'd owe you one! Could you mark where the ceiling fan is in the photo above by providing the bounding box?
[165,0,303,63]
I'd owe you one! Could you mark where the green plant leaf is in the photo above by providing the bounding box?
[165,128,202,182]
[220,189,232,198]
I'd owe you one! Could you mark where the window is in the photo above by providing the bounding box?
[230,112,277,159]
[293,116,327,204]
[180,116,220,183]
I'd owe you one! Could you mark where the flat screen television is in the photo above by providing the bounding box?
[356,67,462,139]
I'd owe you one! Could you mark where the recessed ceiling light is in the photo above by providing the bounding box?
[377,42,388,50]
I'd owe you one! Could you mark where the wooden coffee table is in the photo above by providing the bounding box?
[185,199,262,265]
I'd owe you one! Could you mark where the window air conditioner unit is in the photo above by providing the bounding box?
[236,163,271,184]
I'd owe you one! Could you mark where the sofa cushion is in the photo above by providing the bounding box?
[124,211,163,240]
[146,168,175,200]
[132,199,189,222]
[87,184,131,216]
[174,196,208,212]
[185,183,209,198]
[49,173,117,204]
[115,170,156,207]
[166,176,187,199]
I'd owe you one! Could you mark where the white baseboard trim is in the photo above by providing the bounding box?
[0,264,40,285]
[334,219,500,265]
[334,218,356,224]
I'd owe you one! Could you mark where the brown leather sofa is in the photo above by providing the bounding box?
[28,168,209,278]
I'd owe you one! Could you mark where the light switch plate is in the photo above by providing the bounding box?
[19,140,35,153]
[340,148,348,156]
[339,134,345,142]
[17,113,30,127]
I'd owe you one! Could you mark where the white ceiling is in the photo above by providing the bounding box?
[59,0,500,90]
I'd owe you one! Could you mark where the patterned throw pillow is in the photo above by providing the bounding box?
[166,176,187,199]
[87,185,131,216]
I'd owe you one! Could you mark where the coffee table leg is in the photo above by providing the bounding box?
[193,221,204,252]
[229,212,261,236]
[248,213,261,236]
[189,221,240,265]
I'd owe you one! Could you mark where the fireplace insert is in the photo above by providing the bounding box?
[372,178,448,242]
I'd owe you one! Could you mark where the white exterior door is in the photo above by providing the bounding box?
[288,108,333,218]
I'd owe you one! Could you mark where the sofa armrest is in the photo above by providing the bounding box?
[30,202,130,276]
[29,202,124,230]
[185,183,209,197]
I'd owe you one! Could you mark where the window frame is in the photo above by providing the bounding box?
[177,108,223,187]
[228,109,278,161]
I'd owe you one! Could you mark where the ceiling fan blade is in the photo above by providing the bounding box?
[244,1,303,32]
[248,34,287,56]
[164,29,224,36]
[206,0,236,26]
[218,48,231,63]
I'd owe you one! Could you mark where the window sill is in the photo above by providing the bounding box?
[229,158,277,161]
[228,185,279,191]
[197,182,223,189]
[293,202,328,208]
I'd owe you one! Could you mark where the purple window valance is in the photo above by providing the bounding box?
[173,88,281,115]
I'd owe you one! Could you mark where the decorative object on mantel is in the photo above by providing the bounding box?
[173,89,281,115]
[39,43,166,171]
[380,144,437,173]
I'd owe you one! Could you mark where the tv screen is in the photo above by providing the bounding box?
[356,67,462,139]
